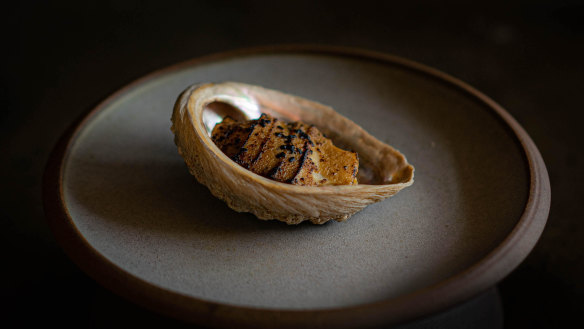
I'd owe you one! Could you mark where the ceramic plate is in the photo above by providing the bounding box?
[43,46,550,328]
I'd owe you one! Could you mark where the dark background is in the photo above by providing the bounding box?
[2,1,583,328]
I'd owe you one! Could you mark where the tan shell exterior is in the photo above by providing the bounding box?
[171,82,414,224]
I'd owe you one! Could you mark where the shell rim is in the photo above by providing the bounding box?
[42,45,550,328]
[181,81,415,191]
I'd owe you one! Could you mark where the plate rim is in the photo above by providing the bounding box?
[42,45,550,328]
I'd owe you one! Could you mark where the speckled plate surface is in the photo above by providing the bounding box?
[43,46,550,328]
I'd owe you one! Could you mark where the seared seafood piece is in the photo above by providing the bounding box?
[211,113,358,186]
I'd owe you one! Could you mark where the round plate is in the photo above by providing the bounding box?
[43,46,550,328]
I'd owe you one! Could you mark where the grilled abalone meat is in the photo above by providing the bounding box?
[171,82,414,224]
[211,113,359,186]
